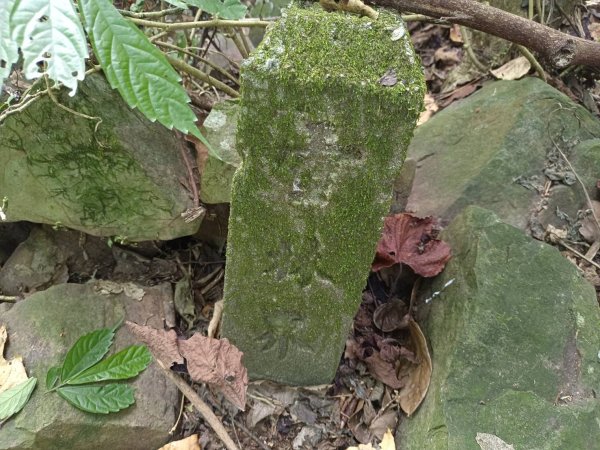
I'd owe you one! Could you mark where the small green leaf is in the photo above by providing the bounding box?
[0,377,37,421]
[186,0,247,19]
[10,0,88,96]
[67,345,152,385]
[46,366,61,390]
[57,384,135,414]
[60,328,114,383]
[80,0,200,136]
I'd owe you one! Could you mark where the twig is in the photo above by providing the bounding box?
[155,359,239,450]
[119,7,183,18]
[558,239,600,271]
[130,17,271,30]
[169,393,186,434]
[155,41,239,85]
[167,55,240,98]
[401,13,450,24]
[516,44,546,81]
[0,295,18,303]
[226,28,249,59]
[460,25,488,72]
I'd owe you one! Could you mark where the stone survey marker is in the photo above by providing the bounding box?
[222,3,425,384]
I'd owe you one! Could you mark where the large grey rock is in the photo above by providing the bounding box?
[0,74,200,241]
[398,207,600,449]
[407,77,600,230]
[0,282,177,450]
[221,4,425,385]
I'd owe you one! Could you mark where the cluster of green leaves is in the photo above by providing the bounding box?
[0,377,37,422]
[46,323,152,414]
[1,0,245,149]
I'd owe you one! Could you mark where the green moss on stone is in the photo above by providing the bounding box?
[222,2,425,385]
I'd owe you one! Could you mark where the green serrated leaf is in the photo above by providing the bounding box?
[60,328,114,383]
[0,377,37,421]
[10,0,87,96]
[46,366,61,390]
[80,0,200,136]
[67,345,152,385]
[57,384,135,414]
[0,0,18,89]
[186,0,247,19]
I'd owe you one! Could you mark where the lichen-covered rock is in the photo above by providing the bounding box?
[407,77,600,230]
[398,207,600,449]
[0,282,177,450]
[0,74,200,241]
[200,100,241,204]
[221,3,425,385]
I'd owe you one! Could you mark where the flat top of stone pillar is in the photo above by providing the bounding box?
[243,1,424,102]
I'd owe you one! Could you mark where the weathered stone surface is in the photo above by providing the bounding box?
[407,77,600,230]
[0,227,68,295]
[0,282,177,450]
[398,207,600,449]
[222,4,425,385]
[0,74,200,241]
[200,100,241,204]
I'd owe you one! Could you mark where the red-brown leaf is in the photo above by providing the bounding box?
[372,213,451,277]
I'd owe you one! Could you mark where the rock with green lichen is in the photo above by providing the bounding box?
[397,206,600,449]
[200,100,241,204]
[221,2,425,385]
[0,74,200,241]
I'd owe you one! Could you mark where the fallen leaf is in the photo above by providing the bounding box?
[380,428,396,450]
[490,56,531,80]
[368,410,397,440]
[434,47,461,65]
[364,352,403,390]
[372,213,452,277]
[0,326,28,393]
[476,432,515,450]
[417,93,439,126]
[379,69,398,87]
[158,434,201,450]
[373,300,409,332]
[579,200,600,243]
[397,318,432,416]
[589,22,600,41]
[437,81,480,108]
[449,24,463,43]
[126,322,248,410]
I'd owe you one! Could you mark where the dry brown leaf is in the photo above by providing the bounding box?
[476,433,515,450]
[434,47,461,65]
[449,24,463,43]
[158,434,201,450]
[397,318,432,416]
[126,322,248,410]
[373,213,452,277]
[368,409,397,440]
[364,353,404,390]
[579,200,600,243]
[437,82,480,108]
[0,326,29,394]
[417,93,439,126]
[589,22,600,41]
[490,56,531,80]
[179,334,248,410]
[126,322,184,367]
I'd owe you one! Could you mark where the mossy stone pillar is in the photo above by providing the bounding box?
[222,3,425,385]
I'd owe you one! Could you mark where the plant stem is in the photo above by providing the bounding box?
[167,55,240,98]
[516,44,546,81]
[129,17,271,30]
[119,7,183,18]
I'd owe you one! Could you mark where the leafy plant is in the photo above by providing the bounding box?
[47,323,152,414]
[0,378,37,422]
[0,0,248,150]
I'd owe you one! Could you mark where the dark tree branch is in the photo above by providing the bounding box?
[370,0,600,70]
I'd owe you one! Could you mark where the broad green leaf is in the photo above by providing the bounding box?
[186,0,247,19]
[60,328,114,383]
[163,0,189,8]
[10,0,87,96]
[57,384,135,414]
[0,0,18,89]
[0,377,37,421]
[80,0,200,135]
[67,345,152,385]
[46,366,61,390]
